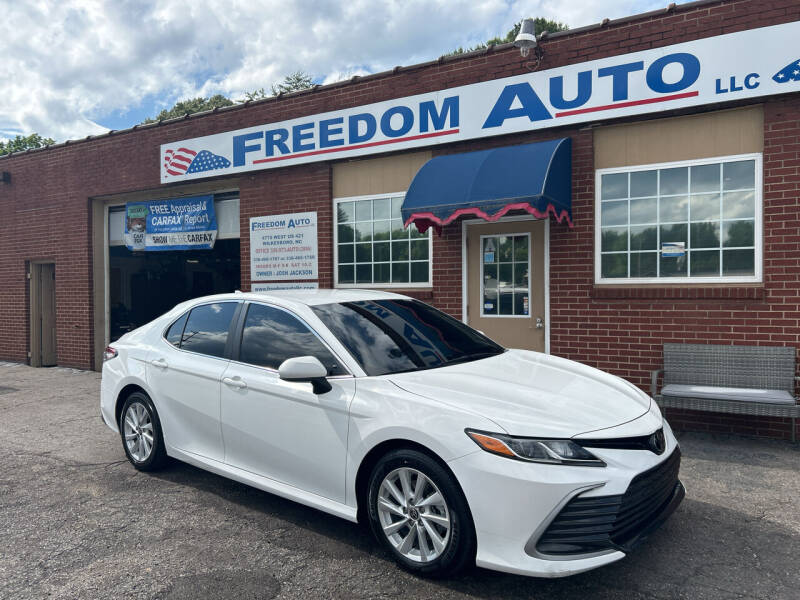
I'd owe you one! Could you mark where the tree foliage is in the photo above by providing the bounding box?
[144,71,315,124]
[270,71,314,96]
[0,133,56,156]
[143,94,235,123]
[446,18,568,56]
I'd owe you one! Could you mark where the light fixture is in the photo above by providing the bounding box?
[514,17,544,62]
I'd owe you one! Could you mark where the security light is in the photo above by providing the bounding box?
[514,18,538,57]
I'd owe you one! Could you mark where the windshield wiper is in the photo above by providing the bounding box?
[443,350,505,366]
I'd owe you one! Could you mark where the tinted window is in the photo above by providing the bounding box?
[165,313,188,347]
[239,304,346,375]
[312,300,504,376]
[180,302,238,358]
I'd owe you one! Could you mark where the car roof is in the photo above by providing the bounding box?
[175,288,411,311]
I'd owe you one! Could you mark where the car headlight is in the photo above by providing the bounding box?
[465,429,605,467]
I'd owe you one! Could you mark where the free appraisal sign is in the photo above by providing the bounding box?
[250,212,318,281]
[124,195,217,251]
[161,21,800,183]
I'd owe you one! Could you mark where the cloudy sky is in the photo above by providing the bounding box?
[0,0,672,143]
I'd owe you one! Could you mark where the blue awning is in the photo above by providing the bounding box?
[401,138,572,233]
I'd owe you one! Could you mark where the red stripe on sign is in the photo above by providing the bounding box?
[177,147,197,156]
[171,155,192,164]
[253,129,460,164]
[554,91,699,117]
[166,168,185,176]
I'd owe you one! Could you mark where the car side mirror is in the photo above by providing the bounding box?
[278,356,332,394]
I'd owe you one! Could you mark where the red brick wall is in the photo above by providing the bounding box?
[0,0,798,440]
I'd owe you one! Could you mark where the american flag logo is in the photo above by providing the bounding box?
[773,59,800,83]
[164,148,231,177]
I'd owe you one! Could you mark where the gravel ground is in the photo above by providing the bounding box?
[0,362,798,600]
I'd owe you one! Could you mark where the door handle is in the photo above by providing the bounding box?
[535,317,545,329]
[222,376,247,390]
[150,358,168,368]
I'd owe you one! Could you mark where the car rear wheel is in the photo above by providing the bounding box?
[120,392,167,471]
[367,449,475,576]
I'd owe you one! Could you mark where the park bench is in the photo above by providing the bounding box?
[651,343,800,442]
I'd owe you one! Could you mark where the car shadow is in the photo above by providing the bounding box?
[146,460,800,599]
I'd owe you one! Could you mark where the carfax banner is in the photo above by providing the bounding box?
[162,21,800,183]
[124,195,217,251]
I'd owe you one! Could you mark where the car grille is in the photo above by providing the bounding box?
[535,447,682,556]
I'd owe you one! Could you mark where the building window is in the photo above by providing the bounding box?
[335,194,431,287]
[596,154,761,283]
[481,234,530,317]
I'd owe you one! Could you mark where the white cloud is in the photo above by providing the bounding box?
[0,0,667,142]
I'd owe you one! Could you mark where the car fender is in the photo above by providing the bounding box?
[344,377,501,509]
[101,337,160,433]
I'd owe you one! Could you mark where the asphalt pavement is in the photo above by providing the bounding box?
[0,362,798,600]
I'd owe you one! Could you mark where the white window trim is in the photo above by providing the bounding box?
[479,232,532,319]
[594,153,763,285]
[333,191,433,289]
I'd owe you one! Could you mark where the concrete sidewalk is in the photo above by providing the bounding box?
[0,362,798,599]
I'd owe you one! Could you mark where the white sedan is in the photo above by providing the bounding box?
[100,290,683,578]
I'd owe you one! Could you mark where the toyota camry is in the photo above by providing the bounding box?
[100,290,684,578]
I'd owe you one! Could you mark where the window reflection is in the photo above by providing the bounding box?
[181,302,238,358]
[313,299,504,376]
[240,304,346,375]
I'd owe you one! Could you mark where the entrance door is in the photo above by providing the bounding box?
[30,262,57,367]
[466,219,546,352]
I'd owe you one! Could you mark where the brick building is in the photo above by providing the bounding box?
[1,0,799,439]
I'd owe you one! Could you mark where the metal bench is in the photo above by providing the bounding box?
[651,343,800,442]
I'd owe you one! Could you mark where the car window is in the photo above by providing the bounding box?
[165,312,188,347]
[311,299,504,376]
[180,302,238,358]
[239,303,347,376]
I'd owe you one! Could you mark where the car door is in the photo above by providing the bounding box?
[147,301,240,463]
[220,301,355,503]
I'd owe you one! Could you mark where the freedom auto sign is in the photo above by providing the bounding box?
[162,22,800,182]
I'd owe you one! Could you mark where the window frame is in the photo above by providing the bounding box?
[160,300,242,361]
[333,192,433,289]
[594,153,763,285]
[479,232,532,319]
[229,301,353,378]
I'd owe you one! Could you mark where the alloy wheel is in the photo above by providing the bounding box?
[123,401,154,462]
[376,467,451,563]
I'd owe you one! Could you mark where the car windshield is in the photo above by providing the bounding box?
[311,299,505,376]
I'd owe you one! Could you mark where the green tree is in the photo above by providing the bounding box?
[446,18,568,56]
[270,71,314,96]
[0,133,56,155]
[143,94,234,123]
[239,88,269,102]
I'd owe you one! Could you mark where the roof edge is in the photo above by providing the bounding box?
[0,0,731,161]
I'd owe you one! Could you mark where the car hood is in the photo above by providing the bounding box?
[388,349,652,439]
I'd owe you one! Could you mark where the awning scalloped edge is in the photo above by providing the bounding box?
[403,201,574,234]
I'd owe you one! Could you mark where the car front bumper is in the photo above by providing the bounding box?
[447,425,683,578]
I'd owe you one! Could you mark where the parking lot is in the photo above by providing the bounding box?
[0,363,798,600]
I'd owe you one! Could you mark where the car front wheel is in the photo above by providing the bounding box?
[119,391,167,471]
[367,449,475,576]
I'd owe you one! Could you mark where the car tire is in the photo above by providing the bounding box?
[367,449,475,577]
[119,391,168,471]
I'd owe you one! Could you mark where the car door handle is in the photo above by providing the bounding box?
[222,376,247,390]
[150,358,168,368]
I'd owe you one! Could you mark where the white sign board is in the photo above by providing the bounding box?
[252,282,319,292]
[250,212,318,281]
[162,22,800,183]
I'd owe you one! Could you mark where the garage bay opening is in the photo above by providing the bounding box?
[107,194,240,341]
